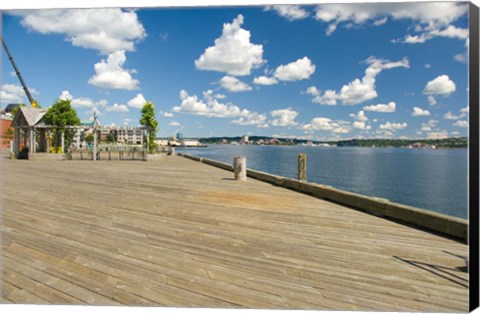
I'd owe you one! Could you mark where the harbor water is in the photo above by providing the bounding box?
[179,144,468,219]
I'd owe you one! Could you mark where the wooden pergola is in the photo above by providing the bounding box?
[10,106,60,159]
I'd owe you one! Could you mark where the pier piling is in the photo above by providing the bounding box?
[298,153,307,181]
[234,156,247,181]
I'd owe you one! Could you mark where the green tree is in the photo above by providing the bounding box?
[85,133,94,144]
[105,133,114,143]
[140,101,159,153]
[43,99,80,153]
[2,127,14,146]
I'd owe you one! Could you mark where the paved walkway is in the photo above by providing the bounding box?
[1,156,468,310]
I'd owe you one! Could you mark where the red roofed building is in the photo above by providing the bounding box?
[1,117,14,150]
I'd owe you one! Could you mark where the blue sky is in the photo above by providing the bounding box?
[0,2,470,140]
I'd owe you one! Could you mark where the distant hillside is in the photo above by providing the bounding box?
[198,136,468,148]
[335,137,468,148]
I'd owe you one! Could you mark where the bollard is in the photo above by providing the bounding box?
[10,140,14,159]
[233,156,247,181]
[298,153,307,181]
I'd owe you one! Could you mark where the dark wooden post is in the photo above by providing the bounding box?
[298,153,307,181]
[234,156,246,181]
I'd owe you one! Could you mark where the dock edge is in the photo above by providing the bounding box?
[177,153,468,243]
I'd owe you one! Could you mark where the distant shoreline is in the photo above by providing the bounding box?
[193,136,468,149]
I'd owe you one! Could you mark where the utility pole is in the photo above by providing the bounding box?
[1,36,35,106]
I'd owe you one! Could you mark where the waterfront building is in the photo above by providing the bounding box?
[71,122,95,149]
[155,138,169,147]
[0,116,14,150]
[71,124,145,149]
[115,126,144,145]
[268,138,282,145]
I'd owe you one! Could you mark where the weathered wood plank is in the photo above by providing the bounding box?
[1,156,468,311]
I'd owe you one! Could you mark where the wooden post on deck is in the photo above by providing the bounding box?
[93,111,97,161]
[10,140,14,159]
[298,153,307,181]
[234,156,247,181]
[61,131,65,154]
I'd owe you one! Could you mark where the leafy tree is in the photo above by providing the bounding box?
[105,133,115,143]
[2,127,14,145]
[43,99,80,153]
[85,133,94,144]
[140,101,159,153]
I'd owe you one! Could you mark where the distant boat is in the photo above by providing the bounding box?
[175,139,207,147]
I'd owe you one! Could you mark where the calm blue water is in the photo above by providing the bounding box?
[179,145,468,219]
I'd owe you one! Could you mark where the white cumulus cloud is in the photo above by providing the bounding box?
[379,121,407,130]
[308,57,409,106]
[314,2,468,43]
[454,53,467,63]
[106,103,129,112]
[71,97,96,107]
[350,110,371,130]
[169,121,181,127]
[423,75,456,96]
[265,5,309,21]
[173,89,258,121]
[427,96,437,106]
[162,112,175,118]
[350,110,368,122]
[270,108,298,127]
[352,121,371,130]
[253,76,278,85]
[394,25,468,44]
[58,90,107,109]
[273,57,316,81]
[58,90,73,101]
[195,15,264,76]
[1,84,28,104]
[428,131,449,139]
[412,106,430,117]
[420,119,439,132]
[305,86,320,96]
[19,8,146,55]
[453,120,468,128]
[219,76,252,92]
[172,89,269,129]
[232,113,269,128]
[302,117,350,134]
[363,101,396,113]
[88,51,139,90]
[127,93,147,109]
[444,111,466,120]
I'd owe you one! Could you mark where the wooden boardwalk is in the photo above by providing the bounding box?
[1,156,468,310]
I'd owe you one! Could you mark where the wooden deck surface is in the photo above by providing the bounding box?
[1,156,469,311]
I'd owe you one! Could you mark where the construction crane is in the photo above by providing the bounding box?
[1,35,38,108]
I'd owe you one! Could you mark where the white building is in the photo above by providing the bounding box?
[115,127,144,145]
[71,124,145,149]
